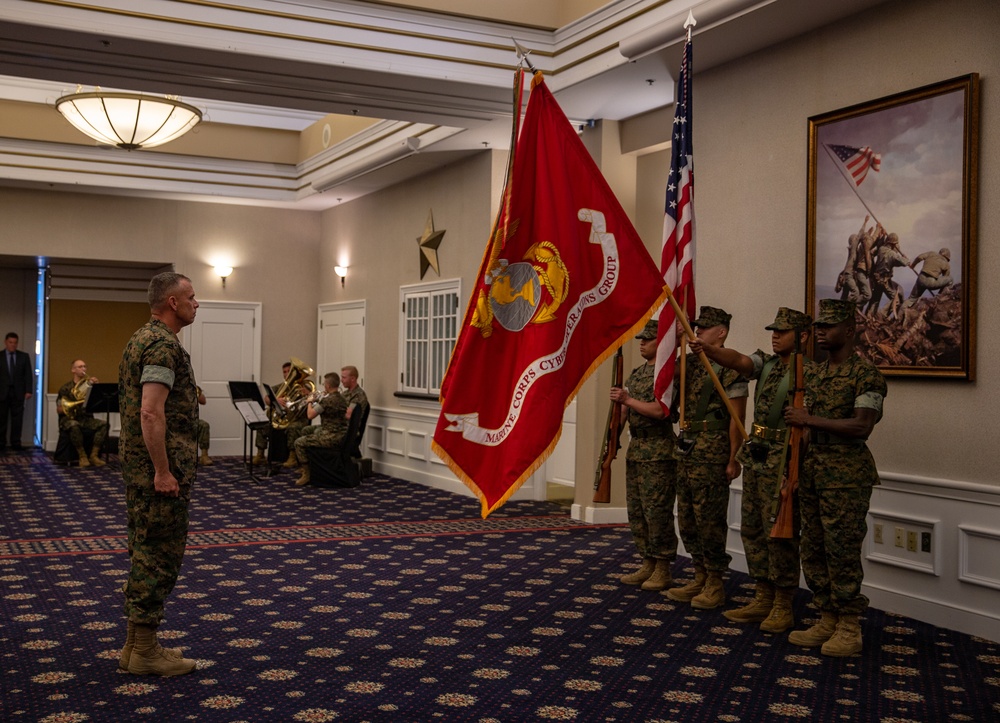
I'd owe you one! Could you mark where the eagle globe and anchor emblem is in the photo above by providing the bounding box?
[472,239,569,336]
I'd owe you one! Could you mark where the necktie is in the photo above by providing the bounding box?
[7,353,12,378]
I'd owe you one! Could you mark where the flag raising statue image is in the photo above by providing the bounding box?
[432,70,667,517]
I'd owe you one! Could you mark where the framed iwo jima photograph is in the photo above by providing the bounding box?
[806,74,979,379]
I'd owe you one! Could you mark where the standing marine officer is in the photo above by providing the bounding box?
[118,272,200,676]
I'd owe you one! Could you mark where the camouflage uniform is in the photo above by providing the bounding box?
[119,317,199,625]
[739,349,816,588]
[624,361,678,561]
[799,353,886,615]
[294,391,350,466]
[193,419,210,452]
[57,380,109,452]
[342,384,368,415]
[674,352,748,572]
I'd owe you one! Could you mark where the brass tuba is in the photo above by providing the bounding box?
[61,378,92,420]
[270,357,316,429]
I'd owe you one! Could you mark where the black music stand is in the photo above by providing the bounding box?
[228,381,269,484]
[85,383,120,464]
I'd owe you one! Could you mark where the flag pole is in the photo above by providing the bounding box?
[822,143,882,228]
[667,284,748,441]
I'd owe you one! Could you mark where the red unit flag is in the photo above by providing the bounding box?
[432,72,666,517]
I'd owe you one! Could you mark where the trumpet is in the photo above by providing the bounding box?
[285,390,333,412]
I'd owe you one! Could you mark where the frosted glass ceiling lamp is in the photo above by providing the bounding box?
[55,91,202,150]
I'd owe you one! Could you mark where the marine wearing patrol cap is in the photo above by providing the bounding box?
[813,298,857,326]
[635,319,658,340]
[765,307,812,331]
[690,306,732,329]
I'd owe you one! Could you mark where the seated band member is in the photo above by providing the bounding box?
[57,359,109,468]
[280,370,316,469]
[294,372,349,487]
[252,361,291,466]
[194,386,212,466]
[340,365,367,419]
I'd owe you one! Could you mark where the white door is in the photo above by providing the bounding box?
[317,301,366,388]
[184,301,261,456]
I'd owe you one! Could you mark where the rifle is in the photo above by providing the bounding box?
[593,347,624,504]
[770,337,805,539]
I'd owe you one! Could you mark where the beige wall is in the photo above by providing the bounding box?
[631,0,999,488]
[0,189,322,379]
[316,151,500,407]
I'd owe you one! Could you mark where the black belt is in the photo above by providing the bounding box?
[813,431,865,446]
[631,427,671,439]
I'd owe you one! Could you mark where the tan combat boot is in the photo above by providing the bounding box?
[759,587,796,633]
[199,450,213,466]
[665,565,706,602]
[251,451,266,465]
[282,450,299,468]
[89,450,106,467]
[788,610,838,647]
[691,570,726,609]
[640,559,673,591]
[75,442,91,468]
[619,558,656,586]
[723,581,774,623]
[295,467,311,487]
[127,623,196,676]
[821,614,862,657]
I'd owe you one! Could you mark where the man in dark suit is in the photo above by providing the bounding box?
[0,332,35,452]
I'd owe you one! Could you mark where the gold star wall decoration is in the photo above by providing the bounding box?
[417,210,446,279]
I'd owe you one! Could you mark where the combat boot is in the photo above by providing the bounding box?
[640,559,673,591]
[759,587,796,633]
[89,450,106,467]
[619,558,656,586]
[127,624,196,677]
[665,565,706,602]
[75,442,91,468]
[723,581,774,623]
[788,610,838,647]
[199,450,213,466]
[821,614,862,657]
[282,450,299,468]
[120,633,185,671]
[119,619,184,670]
[295,467,311,487]
[251,451,266,466]
[691,570,726,609]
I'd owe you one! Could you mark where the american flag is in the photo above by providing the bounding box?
[654,36,696,411]
[826,143,881,186]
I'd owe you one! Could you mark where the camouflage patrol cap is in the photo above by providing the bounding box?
[813,299,857,326]
[635,319,658,340]
[765,307,812,331]
[691,306,732,329]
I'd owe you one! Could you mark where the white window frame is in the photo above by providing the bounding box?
[398,278,462,397]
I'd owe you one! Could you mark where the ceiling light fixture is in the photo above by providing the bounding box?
[55,91,202,150]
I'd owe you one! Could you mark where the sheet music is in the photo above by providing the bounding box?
[235,400,269,425]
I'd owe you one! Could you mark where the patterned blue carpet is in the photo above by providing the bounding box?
[1,450,998,722]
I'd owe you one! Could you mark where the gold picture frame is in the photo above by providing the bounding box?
[806,74,979,379]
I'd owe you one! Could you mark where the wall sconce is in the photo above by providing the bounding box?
[214,265,233,288]
[334,266,348,288]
